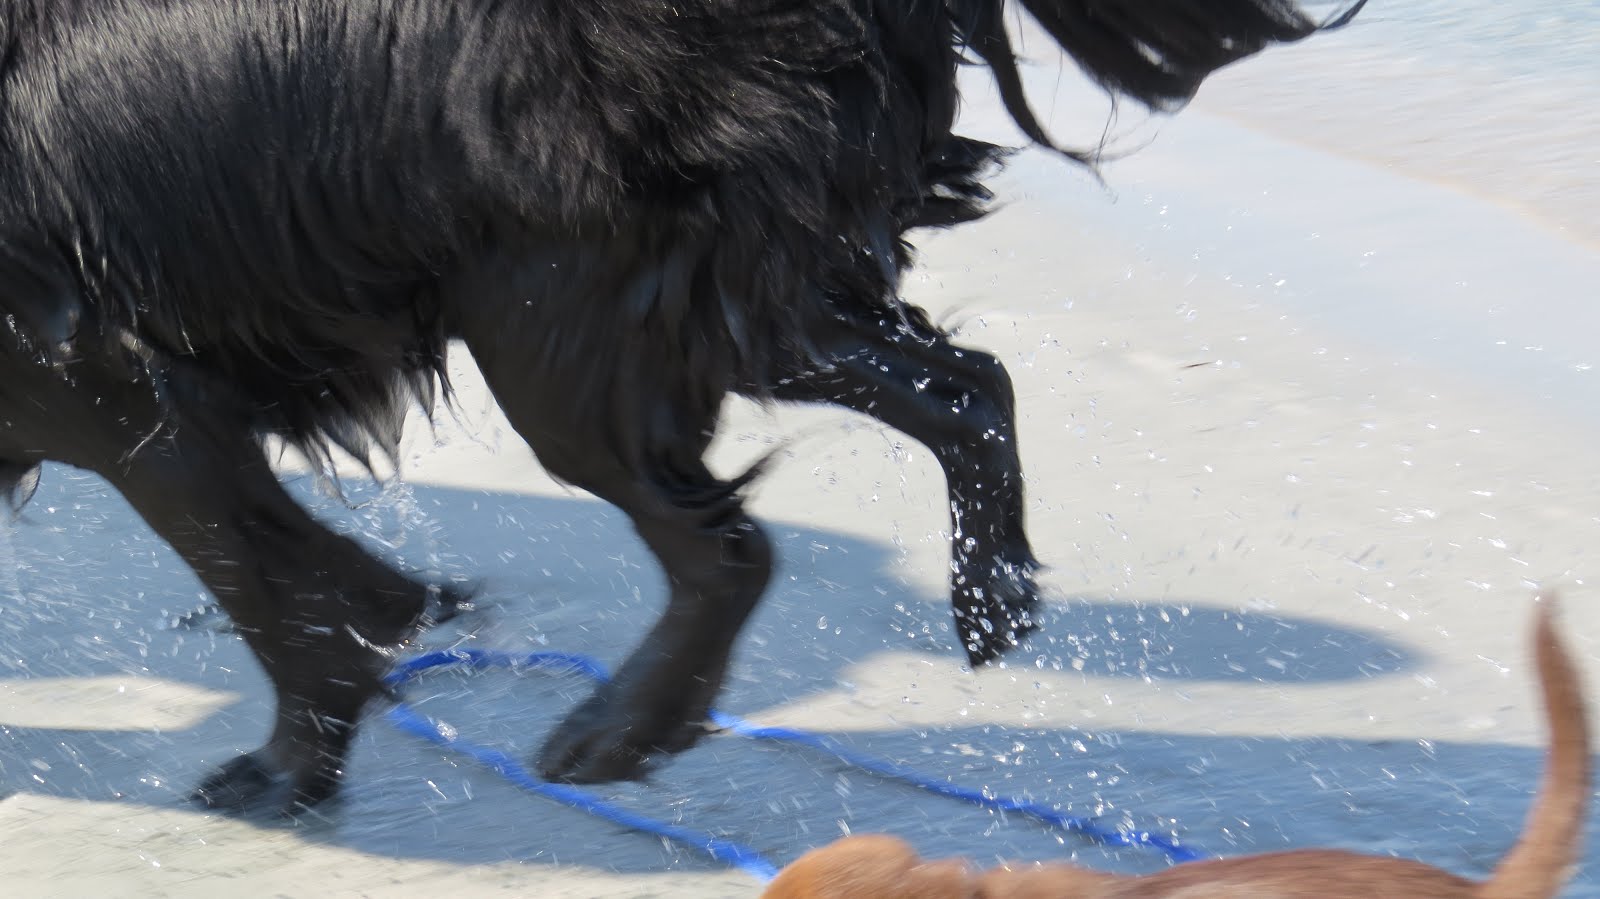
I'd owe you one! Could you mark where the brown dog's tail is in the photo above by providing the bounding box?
[1478,593,1593,899]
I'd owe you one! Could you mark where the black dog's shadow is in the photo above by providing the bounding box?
[1,464,1584,887]
[1012,596,1414,685]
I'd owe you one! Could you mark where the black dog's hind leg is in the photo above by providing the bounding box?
[118,444,434,813]
[771,311,1039,666]
[7,355,435,813]
[462,304,773,784]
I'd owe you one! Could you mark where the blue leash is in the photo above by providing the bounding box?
[384,648,1208,884]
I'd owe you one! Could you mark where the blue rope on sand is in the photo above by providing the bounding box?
[384,648,1208,885]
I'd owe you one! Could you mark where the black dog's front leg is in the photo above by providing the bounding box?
[112,444,436,812]
[772,312,1040,665]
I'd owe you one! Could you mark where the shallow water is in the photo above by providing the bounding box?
[1195,0,1600,246]
[1355,0,1600,83]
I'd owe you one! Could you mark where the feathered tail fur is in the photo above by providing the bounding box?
[953,0,1370,165]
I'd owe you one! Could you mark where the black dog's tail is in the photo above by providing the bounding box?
[955,0,1368,165]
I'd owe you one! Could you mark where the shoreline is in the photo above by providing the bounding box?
[1004,9,1600,252]
[944,46,1600,439]
[1193,100,1600,257]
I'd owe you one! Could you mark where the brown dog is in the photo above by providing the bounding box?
[763,593,1591,898]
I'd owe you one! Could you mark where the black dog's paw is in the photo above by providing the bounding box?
[535,687,715,784]
[957,556,1042,667]
[422,579,479,627]
[189,751,342,818]
[166,602,234,633]
[190,753,283,811]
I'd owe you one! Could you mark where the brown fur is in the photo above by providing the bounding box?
[763,592,1591,899]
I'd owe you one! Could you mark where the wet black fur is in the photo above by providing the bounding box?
[0,0,1363,809]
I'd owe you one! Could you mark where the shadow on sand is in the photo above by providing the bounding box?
[1,465,1589,890]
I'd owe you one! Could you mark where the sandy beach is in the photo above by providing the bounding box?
[4,13,1599,899]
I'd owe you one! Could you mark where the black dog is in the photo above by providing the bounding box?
[0,0,1363,813]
